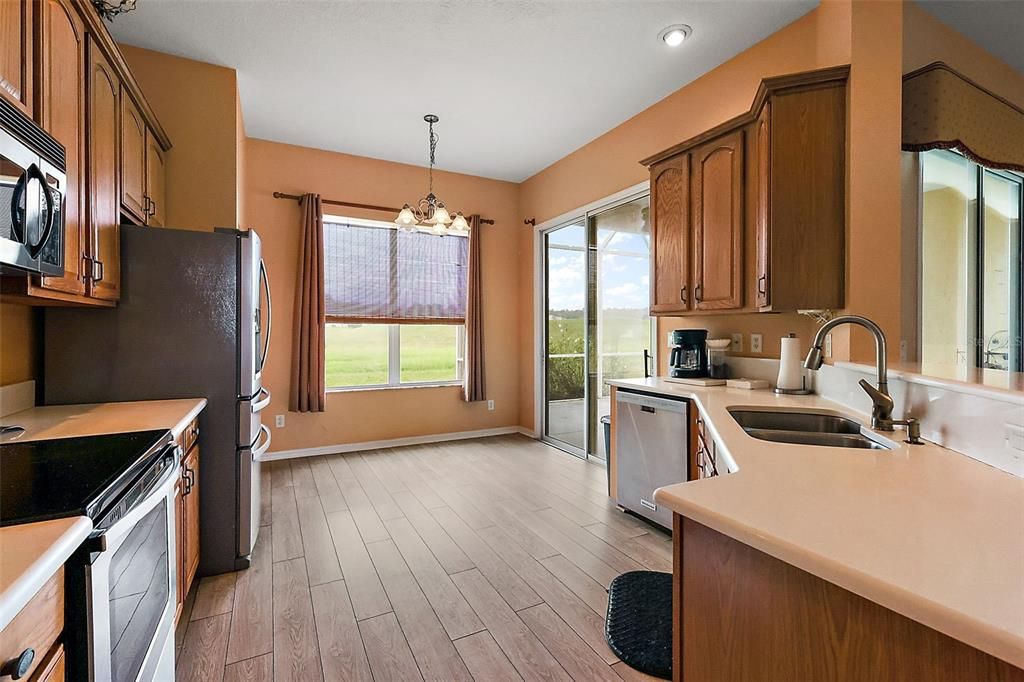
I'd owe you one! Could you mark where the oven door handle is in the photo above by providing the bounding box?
[251,386,271,413]
[252,424,272,461]
[87,447,181,553]
[27,164,55,259]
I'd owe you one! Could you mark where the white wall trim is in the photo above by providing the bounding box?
[263,425,536,461]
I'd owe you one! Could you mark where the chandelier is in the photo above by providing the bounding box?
[92,0,137,21]
[394,115,469,236]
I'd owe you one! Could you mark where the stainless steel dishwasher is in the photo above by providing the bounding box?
[615,389,689,529]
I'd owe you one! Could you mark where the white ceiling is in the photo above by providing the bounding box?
[916,1,1024,75]
[110,1,817,182]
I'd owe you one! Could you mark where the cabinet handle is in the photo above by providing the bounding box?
[757,274,767,296]
[93,259,104,283]
[694,284,703,303]
[679,285,688,304]
[1,647,34,679]
[149,198,157,217]
[82,255,94,281]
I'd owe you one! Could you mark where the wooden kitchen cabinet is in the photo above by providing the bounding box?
[121,93,166,227]
[753,78,847,311]
[175,415,201,619]
[0,567,64,681]
[2,0,171,307]
[649,155,691,314]
[674,517,1024,681]
[643,66,848,316]
[145,129,166,227]
[85,37,120,302]
[691,130,744,311]
[120,92,147,222]
[0,0,33,117]
[17,0,87,301]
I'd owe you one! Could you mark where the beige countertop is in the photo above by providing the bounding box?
[609,377,1024,669]
[0,398,206,630]
[0,517,92,631]
[2,397,207,443]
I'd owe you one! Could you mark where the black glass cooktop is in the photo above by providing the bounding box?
[0,429,172,527]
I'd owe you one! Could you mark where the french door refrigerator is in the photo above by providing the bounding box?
[45,225,272,574]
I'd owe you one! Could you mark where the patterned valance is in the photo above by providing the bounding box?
[902,62,1024,172]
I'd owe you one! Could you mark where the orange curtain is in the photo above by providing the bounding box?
[289,193,326,412]
[463,215,485,402]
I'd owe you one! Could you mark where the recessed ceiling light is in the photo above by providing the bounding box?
[659,24,692,47]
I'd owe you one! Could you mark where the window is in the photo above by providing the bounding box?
[323,216,467,389]
[919,150,1023,372]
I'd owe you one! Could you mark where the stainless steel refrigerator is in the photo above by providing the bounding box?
[45,225,272,574]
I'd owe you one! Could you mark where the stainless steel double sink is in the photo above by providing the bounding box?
[728,408,892,450]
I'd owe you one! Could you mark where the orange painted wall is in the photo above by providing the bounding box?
[903,2,1024,109]
[120,44,240,230]
[517,2,856,429]
[0,305,37,386]
[245,138,523,452]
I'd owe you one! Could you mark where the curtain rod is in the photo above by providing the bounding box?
[272,192,495,225]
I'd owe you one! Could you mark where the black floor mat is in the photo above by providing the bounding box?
[605,570,673,680]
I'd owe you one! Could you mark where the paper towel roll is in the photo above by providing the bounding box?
[777,335,804,390]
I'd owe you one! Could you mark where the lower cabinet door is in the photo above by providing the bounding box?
[184,447,200,591]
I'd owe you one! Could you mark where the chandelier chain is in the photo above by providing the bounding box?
[427,119,438,195]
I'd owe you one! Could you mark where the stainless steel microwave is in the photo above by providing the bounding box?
[0,96,66,277]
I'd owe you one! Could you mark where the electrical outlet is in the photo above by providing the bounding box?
[275,414,285,428]
[825,334,833,357]
[899,339,908,363]
[751,333,763,354]
[667,332,674,347]
[487,400,495,411]
[731,333,743,353]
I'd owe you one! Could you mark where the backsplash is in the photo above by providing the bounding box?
[818,363,1023,477]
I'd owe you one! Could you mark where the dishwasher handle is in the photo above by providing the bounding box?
[615,390,688,414]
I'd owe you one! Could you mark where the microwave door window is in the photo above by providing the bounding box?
[108,503,169,682]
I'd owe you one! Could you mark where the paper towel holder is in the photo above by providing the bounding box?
[774,333,814,395]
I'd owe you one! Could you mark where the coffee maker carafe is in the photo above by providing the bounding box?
[668,329,708,378]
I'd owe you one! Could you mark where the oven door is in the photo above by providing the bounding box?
[85,459,179,682]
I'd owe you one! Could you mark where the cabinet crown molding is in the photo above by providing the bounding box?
[640,64,850,168]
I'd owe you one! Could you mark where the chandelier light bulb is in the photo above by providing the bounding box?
[450,212,469,232]
[431,205,452,226]
[395,205,418,230]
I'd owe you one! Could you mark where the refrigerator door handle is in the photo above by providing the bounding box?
[252,424,272,461]
[258,258,272,373]
[251,387,271,413]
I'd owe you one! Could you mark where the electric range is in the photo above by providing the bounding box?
[0,429,181,681]
[0,429,175,527]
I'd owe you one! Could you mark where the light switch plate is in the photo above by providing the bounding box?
[731,333,743,353]
[487,400,495,411]
[825,334,833,357]
[751,333,763,354]
[275,414,285,428]
[667,332,674,347]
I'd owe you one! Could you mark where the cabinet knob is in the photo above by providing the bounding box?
[1,648,34,679]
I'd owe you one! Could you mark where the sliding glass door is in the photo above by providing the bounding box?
[542,194,653,460]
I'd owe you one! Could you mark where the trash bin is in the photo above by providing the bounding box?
[600,415,612,494]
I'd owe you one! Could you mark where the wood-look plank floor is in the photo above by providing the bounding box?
[175,435,670,681]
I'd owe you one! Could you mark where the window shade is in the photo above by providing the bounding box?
[324,220,468,323]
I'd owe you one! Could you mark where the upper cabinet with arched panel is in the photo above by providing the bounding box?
[642,66,849,317]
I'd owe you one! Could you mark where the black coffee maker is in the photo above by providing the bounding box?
[668,329,708,378]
